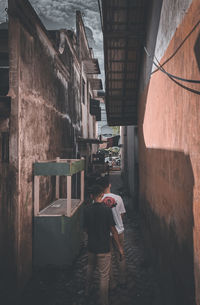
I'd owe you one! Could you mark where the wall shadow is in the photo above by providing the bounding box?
[138,86,195,305]
[139,146,195,305]
[0,164,18,304]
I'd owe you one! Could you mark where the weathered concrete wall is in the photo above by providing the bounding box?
[81,75,96,140]
[88,86,95,139]
[17,25,75,289]
[2,0,82,293]
[121,126,138,211]
[82,103,88,138]
[120,126,127,178]
[154,0,193,64]
[0,27,12,289]
[126,126,138,201]
[88,113,94,138]
[0,1,99,298]
[138,0,200,304]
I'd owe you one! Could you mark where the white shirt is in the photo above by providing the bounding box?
[102,193,126,234]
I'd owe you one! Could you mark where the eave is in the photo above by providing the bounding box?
[100,0,148,126]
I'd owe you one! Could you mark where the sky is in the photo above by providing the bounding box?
[0,0,104,85]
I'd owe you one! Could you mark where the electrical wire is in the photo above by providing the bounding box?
[153,54,200,83]
[153,60,200,95]
[144,46,200,83]
[144,46,200,95]
[151,19,200,75]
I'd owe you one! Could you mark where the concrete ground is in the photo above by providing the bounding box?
[18,171,161,305]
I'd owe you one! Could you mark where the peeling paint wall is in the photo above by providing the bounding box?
[17,24,77,289]
[12,24,75,290]
[0,0,99,297]
[0,0,84,295]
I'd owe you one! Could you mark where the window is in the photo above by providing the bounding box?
[1,132,9,163]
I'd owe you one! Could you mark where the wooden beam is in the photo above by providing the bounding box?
[107,112,137,118]
[108,59,136,63]
[108,95,137,100]
[34,176,40,216]
[106,21,146,25]
[109,104,137,110]
[34,162,70,176]
[70,159,85,175]
[67,176,72,217]
[104,31,145,38]
[105,6,145,10]
[56,157,60,199]
[108,78,137,82]
[81,170,84,202]
[107,47,137,50]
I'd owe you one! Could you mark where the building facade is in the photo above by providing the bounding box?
[0,0,101,295]
[138,1,199,304]
[101,0,200,304]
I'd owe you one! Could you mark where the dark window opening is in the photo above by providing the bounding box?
[82,79,85,104]
[1,132,9,163]
[0,29,9,96]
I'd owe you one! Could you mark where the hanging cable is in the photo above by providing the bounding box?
[144,46,200,95]
[151,19,200,74]
[144,47,200,83]
[153,60,200,95]
[154,55,200,84]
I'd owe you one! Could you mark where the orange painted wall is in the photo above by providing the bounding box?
[138,0,200,304]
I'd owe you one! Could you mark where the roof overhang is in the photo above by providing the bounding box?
[100,0,148,126]
[83,59,101,74]
[88,78,103,90]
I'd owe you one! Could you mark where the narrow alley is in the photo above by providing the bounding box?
[18,172,160,305]
[1,0,200,304]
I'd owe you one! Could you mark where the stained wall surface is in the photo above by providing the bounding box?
[138,0,200,304]
[0,0,85,293]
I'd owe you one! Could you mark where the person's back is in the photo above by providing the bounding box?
[102,192,125,235]
[97,176,126,288]
[96,177,126,235]
[84,184,124,305]
[84,202,114,254]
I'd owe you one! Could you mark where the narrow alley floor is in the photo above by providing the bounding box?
[19,172,161,305]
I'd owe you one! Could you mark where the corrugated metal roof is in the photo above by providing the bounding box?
[101,0,148,125]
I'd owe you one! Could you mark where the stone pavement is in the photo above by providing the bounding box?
[19,172,161,305]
